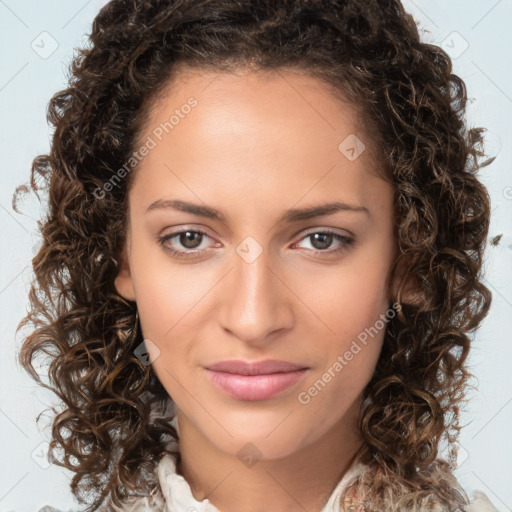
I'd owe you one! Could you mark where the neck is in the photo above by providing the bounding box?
[175,404,364,512]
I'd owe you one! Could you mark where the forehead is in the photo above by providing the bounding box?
[137,64,378,165]
[129,66,390,223]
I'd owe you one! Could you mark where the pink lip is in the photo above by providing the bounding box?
[204,359,309,401]
[206,359,307,375]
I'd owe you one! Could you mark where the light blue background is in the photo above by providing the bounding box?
[1,1,511,511]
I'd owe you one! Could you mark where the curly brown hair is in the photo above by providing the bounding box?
[13,1,496,511]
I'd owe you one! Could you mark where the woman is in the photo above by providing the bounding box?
[15,1,500,511]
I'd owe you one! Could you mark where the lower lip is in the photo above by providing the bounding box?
[204,368,309,401]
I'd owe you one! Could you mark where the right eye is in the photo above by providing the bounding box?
[157,228,217,259]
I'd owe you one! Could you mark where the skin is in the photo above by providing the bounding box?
[114,66,412,512]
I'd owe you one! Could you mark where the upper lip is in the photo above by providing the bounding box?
[205,359,308,375]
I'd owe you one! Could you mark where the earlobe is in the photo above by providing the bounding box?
[114,245,136,302]
[399,274,424,305]
[391,253,425,306]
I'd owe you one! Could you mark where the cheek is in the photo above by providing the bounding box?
[130,251,211,389]
[131,251,209,339]
[305,324,385,418]
[299,254,390,337]
[298,248,391,390]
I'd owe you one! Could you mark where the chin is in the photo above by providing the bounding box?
[220,433,307,462]
[205,412,313,461]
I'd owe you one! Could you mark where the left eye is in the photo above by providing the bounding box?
[295,231,354,253]
[157,229,354,258]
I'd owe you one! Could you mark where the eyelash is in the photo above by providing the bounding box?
[157,228,355,260]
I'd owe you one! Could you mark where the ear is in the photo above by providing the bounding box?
[114,243,136,302]
[400,273,424,305]
[391,253,425,306]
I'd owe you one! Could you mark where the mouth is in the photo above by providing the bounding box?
[204,359,309,401]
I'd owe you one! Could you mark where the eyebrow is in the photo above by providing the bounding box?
[145,199,370,222]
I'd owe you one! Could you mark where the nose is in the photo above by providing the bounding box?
[217,245,295,345]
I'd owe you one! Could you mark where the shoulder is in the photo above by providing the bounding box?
[37,493,162,512]
[96,489,165,512]
[465,490,500,512]
[338,475,500,512]
[77,483,165,512]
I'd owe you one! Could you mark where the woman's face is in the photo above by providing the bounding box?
[115,66,401,460]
